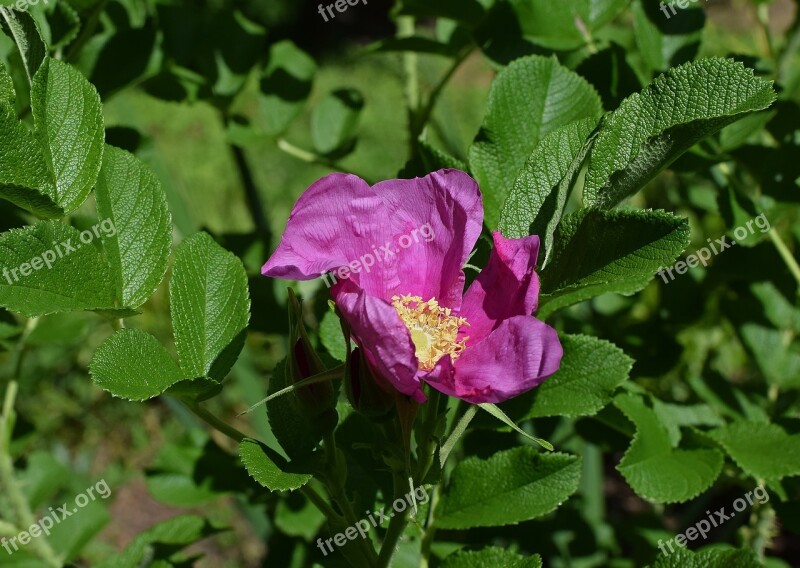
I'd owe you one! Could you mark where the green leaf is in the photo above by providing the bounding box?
[478,403,553,450]
[632,0,705,74]
[170,232,250,381]
[95,515,222,568]
[90,328,186,401]
[266,359,323,459]
[319,308,347,362]
[522,334,632,419]
[499,118,597,262]
[0,8,46,82]
[538,208,690,319]
[31,58,105,214]
[584,58,776,209]
[708,421,800,481]
[94,145,172,309]
[435,448,581,529]
[239,438,312,492]
[259,41,316,136]
[441,548,542,568]
[469,55,602,228]
[615,394,723,503]
[651,400,724,446]
[502,0,630,50]
[739,323,800,389]
[1,58,16,105]
[0,222,115,316]
[311,88,364,156]
[647,547,762,568]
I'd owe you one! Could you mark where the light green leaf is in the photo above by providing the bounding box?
[499,118,597,262]
[95,515,221,568]
[584,58,776,209]
[311,88,364,156]
[647,547,762,568]
[708,421,800,481]
[478,403,553,450]
[615,394,723,503]
[632,0,705,74]
[319,308,347,362]
[0,8,46,82]
[435,448,581,529]
[259,41,316,136]
[0,60,15,104]
[524,334,632,418]
[651,399,724,446]
[469,55,602,228]
[239,438,312,492]
[739,323,800,389]
[503,0,630,50]
[538,208,690,319]
[441,548,542,568]
[31,58,105,214]
[0,222,115,316]
[90,328,186,401]
[170,232,250,381]
[94,145,172,309]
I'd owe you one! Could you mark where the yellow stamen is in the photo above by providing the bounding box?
[391,294,469,371]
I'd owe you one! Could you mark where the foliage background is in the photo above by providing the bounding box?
[1,0,799,566]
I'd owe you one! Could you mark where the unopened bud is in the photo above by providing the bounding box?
[345,347,395,419]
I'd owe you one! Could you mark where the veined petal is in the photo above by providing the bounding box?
[333,280,426,403]
[459,231,541,345]
[372,169,483,309]
[425,316,562,404]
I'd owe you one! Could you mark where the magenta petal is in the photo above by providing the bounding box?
[333,281,426,403]
[426,316,562,404]
[261,173,396,286]
[459,231,542,345]
[372,169,484,309]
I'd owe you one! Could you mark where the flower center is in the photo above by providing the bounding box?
[391,294,469,371]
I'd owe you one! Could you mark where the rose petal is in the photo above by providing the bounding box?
[372,169,483,308]
[426,316,562,404]
[334,280,426,402]
[459,231,541,345]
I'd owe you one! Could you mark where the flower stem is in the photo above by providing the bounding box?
[187,402,247,443]
[376,471,410,568]
[439,404,477,467]
[767,229,800,291]
[322,431,379,566]
[0,382,62,567]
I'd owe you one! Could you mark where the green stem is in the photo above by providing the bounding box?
[0,382,62,567]
[414,47,474,144]
[322,432,379,566]
[418,484,440,568]
[397,16,420,156]
[276,139,363,178]
[302,483,341,523]
[187,402,247,443]
[376,471,410,568]
[767,229,800,291]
